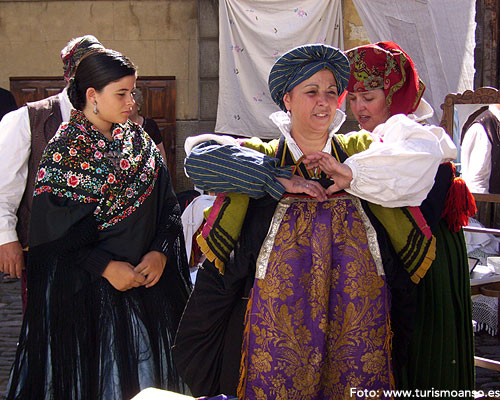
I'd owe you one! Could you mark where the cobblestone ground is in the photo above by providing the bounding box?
[0,279,22,400]
[0,278,499,398]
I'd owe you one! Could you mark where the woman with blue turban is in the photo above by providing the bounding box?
[174,44,457,399]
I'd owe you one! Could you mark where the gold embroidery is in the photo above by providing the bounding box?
[256,195,384,279]
[240,197,393,399]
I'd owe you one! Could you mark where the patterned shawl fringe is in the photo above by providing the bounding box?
[7,216,186,399]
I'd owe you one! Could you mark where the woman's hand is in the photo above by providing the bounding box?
[0,241,24,279]
[102,260,146,291]
[303,152,353,194]
[276,175,327,202]
[134,251,166,288]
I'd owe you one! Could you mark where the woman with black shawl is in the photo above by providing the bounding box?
[6,49,191,399]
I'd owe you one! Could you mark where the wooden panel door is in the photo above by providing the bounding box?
[10,77,66,107]
[9,76,177,188]
[136,77,177,185]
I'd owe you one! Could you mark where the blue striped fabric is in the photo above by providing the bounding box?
[185,140,293,200]
[268,44,350,112]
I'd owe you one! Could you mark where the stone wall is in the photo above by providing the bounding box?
[0,1,198,119]
[176,0,218,191]
[0,0,198,191]
[342,0,370,51]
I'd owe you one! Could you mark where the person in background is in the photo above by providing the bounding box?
[0,35,104,301]
[6,49,191,399]
[129,87,168,162]
[0,87,19,281]
[0,87,18,121]
[461,103,500,196]
[345,41,475,392]
[173,43,457,399]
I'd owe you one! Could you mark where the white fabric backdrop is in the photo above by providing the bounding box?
[352,0,476,125]
[216,0,343,139]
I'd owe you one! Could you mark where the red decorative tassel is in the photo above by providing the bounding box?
[441,164,477,232]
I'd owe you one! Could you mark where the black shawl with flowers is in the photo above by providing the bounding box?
[7,110,191,399]
[35,109,163,233]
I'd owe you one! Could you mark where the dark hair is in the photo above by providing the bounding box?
[67,49,137,110]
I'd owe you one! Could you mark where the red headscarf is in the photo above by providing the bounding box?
[60,35,104,83]
[345,41,425,116]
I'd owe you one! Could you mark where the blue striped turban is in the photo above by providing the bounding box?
[268,44,350,112]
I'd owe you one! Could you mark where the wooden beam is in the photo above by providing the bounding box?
[474,356,500,371]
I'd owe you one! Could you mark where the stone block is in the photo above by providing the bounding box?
[166,0,198,40]
[199,79,218,120]
[2,40,61,79]
[342,0,370,50]
[187,37,199,117]
[199,39,219,79]
[198,120,217,133]
[113,1,197,41]
[174,120,216,192]
[176,78,198,120]
[106,40,157,76]
[175,120,202,191]
[0,3,33,42]
[31,2,114,42]
[199,0,219,39]
[156,40,191,80]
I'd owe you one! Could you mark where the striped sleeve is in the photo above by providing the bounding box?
[184,140,292,200]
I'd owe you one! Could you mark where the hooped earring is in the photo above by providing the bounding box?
[93,101,99,115]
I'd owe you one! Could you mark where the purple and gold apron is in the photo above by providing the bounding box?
[238,194,394,399]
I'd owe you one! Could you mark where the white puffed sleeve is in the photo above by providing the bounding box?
[344,114,457,208]
[460,122,491,193]
[0,107,31,245]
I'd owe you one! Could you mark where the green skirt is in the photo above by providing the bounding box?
[400,219,475,394]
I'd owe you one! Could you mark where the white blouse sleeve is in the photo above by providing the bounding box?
[343,114,457,208]
[0,107,31,245]
[460,122,491,193]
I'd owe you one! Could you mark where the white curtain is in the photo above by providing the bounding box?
[216,0,343,139]
[352,0,476,125]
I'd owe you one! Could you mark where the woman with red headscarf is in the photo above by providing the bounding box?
[343,42,475,392]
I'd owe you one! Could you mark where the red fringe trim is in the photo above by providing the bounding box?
[441,164,477,232]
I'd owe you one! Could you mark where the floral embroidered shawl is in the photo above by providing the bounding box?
[34,109,163,230]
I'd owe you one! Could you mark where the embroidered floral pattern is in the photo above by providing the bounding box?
[34,109,162,229]
[239,199,393,399]
[293,7,308,17]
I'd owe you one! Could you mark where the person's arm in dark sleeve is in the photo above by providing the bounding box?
[418,163,453,230]
[30,193,113,279]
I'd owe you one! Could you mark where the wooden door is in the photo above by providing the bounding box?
[9,76,177,188]
[136,77,177,184]
[10,77,66,106]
